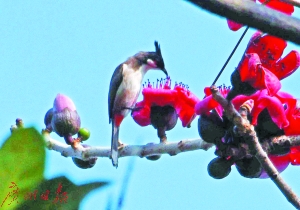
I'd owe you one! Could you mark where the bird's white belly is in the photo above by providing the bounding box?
[114,66,145,116]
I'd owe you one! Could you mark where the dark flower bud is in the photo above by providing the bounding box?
[207,157,232,179]
[51,94,81,144]
[150,106,178,130]
[198,112,225,144]
[255,108,285,141]
[235,157,262,178]
[150,105,178,142]
[227,70,256,101]
[146,155,161,161]
[44,108,54,132]
[72,144,97,169]
[145,143,161,161]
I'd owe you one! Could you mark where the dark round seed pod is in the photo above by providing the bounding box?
[44,108,54,131]
[72,144,97,169]
[72,157,97,169]
[207,157,232,179]
[146,155,161,161]
[235,157,262,178]
[150,105,178,131]
[150,105,178,141]
[198,112,225,144]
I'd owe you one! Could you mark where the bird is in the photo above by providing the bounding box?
[108,41,168,168]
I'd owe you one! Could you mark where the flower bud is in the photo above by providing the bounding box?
[198,112,225,144]
[150,106,178,131]
[44,108,53,131]
[51,94,81,143]
[150,105,178,142]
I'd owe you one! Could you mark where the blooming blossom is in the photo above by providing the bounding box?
[132,78,200,128]
[233,32,300,97]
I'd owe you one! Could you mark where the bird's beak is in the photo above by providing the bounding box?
[162,68,168,77]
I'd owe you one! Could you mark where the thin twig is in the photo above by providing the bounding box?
[187,0,300,45]
[210,85,300,209]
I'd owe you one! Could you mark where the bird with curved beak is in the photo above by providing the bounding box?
[108,41,168,168]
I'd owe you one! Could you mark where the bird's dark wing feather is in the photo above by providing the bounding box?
[108,63,123,123]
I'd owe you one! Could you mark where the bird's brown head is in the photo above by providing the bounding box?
[134,41,168,76]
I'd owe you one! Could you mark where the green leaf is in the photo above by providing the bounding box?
[0,128,45,210]
[17,176,109,210]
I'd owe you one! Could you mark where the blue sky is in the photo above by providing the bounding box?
[1,1,300,209]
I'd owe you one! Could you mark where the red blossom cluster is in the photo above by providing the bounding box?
[130,0,299,178]
[227,0,294,31]
[132,78,200,128]
[195,30,300,178]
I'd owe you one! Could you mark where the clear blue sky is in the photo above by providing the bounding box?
[0,1,300,209]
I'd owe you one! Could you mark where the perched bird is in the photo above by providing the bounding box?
[108,41,168,167]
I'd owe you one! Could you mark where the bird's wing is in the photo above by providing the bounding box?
[108,63,123,123]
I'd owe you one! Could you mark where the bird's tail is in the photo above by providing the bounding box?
[111,122,119,168]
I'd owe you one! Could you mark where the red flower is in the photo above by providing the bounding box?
[196,87,294,131]
[227,0,294,31]
[290,146,300,165]
[237,32,300,96]
[195,85,230,118]
[132,78,200,128]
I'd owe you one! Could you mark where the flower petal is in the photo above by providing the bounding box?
[272,50,300,80]
[251,94,288,128]
[53,94,77,112]
[258,0,294,15]
[262,67,281,96]
[248,35,287,69]
[131,101,151,126]
[290,146,300,165]
[195,95,219,116]
[227,20,243,31]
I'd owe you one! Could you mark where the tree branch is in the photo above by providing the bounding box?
[281,0,300,8]
[210,85,300,209]
[42,130,214,160]
[187,0,300,45]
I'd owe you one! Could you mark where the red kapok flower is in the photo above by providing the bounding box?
[132,78,200,128]
[227,0,294,31]
[236,32,300,96]
[195,85,231,117]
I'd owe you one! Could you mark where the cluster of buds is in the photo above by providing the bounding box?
[44,94,96,169]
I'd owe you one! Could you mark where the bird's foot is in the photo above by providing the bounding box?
[118,140,124,149]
